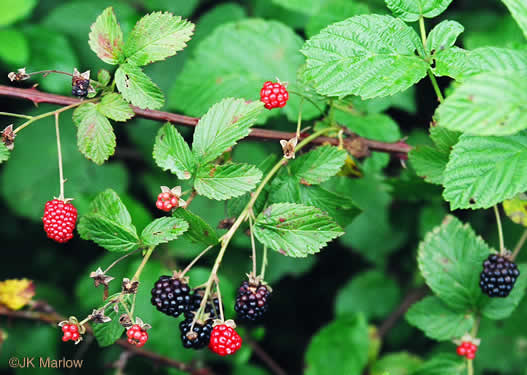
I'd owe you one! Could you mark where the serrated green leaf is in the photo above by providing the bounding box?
[123,11,194,66]
[89,189,133,229]
[371,352,422,375]
[305,314,369,375]
[153,123,195,179]
[115,62,164,110]
[502,0,527,38]
[479,264,527,320]
[192,98,263,164]
[306,0,370,38]
[77,213,140,252]
[443,132,527,209]
[88,7,124,65]
[503,195,527,226]
[140,217,188,246]
[97,93,134,122]
[418,216,491,310]
[412,354,466,375]
[254,203,343,257]
[194,163,262,200]
[406,296,474,341]
[433,46,527,82]
[409,127,460,185]
[169,19,324,122]
[98,69,111,86]
[92,294,130,347]
[426,20,464,54]
[0,142,10,164]
[301,15,428,99]
[290,146,347,185]
[335,270,400,319]
[73,103,116,165]
[385,0,453,22]
[436,72,527,136]
[173,208,219,246]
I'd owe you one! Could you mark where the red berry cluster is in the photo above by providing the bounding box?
[156,192,180,212]
[260,81,289,110]
[209,324,242,356]
[61,324,80,342]
[457,341,478,359]
[43,199,77,243]
[126,324,149,347]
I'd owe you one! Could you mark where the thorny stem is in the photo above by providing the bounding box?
[13,99,97,134]
[0,111,32,119]
[493,205,506,255]
[131,246,155,282]
[249,215,257,276]
[260,245,268,279]
[104,248,143,274]
[193,127,339,325]
[54,113,65,200]
[511,228,527,261]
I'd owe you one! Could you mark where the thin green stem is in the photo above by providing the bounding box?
[130,292,137,317]
[26,69,104,87]
[467,359,473,375]
[103,248,142,274]
[260,245,268,279]
[54,113,65,201]
[131,246,155,282]
[0,112,33,120]
[493,205,506,255]
[288,89,325,114]
[296,97,304,138]
[180,245,214,277]
[419,16,427,48]
[13,99,96,135]
[249,215,257,276]
[193,126,338,325]
[467,315,480,375]
[214,278,225,322]
[427,70,444,103]
[512,228,527,260]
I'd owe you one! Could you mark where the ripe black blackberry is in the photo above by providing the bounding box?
[235,277,271,322]
[179,317,213,349]
[480,253,520,297]
[71,76,90,97]
[150,274,191,318]
[185,288,222,319]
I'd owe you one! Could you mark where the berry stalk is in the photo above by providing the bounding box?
[493,205,506,255]
[131,246,156,283]
[192,126,339,325]
[54,113,65,201]
[418,15,444,103]
[511,228,527,260]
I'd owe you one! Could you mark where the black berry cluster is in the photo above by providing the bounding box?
[480,254,520,297]
[71,76,90,97]
[185,288,222,319]
[179,317,213,349]
[150,275,191,318]
[235,279,271,322]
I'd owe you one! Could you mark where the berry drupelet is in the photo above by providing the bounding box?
[179,317,213,349]
[479,253,520,297]
[234,278,271,322]
[42,199,77,243]
[260,81,289,110]
[151,275,191,318]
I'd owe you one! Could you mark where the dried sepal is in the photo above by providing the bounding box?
[88,308,112,324]
[121,278,139,294]
[280,137,298,159]
[90,267,115,288]
[119,313,133,328]
[8,68,30,82]
[134,316,152,331]
[1,125,15,151]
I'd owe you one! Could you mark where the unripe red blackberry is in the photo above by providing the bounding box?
[151,275,191,318]
[234,277,271,322]
[260,81,289,110]
[480,253,520,297]
[185,288,222,319]
[209,323,242,356]
[42,199,77,243]
[179,317,213,349]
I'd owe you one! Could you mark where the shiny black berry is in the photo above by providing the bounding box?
[184,288,222,319]
[480,254,520,297]
[151,275,191,318]
[179,317,213,349]
[235,280,271,322]
[71,77,90,98]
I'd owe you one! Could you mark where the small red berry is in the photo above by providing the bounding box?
[126,324,148,348]
[457,341,478,360]
[61,324,81,342]
[260,81,289,110]
[43,199,77,243]
[156,191,181,212]
[457,346,466,356]
[209,324,242,356]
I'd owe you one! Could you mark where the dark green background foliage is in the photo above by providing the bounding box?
[0,0,526,374]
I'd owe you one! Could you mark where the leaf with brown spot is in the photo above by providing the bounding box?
[88,7,124,65]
